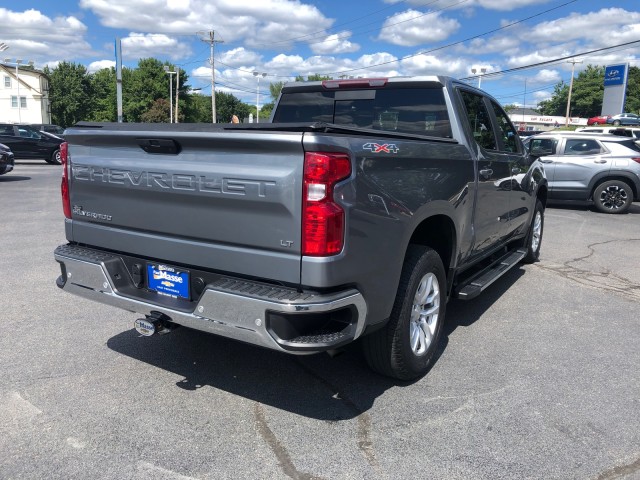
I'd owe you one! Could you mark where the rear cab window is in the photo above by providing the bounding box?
[273,84,453,138]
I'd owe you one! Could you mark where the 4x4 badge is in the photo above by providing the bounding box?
[363,143,399,154]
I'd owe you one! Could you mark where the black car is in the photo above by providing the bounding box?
[30,123,65,136]
[0,142,15,175]
[0,124,63,164]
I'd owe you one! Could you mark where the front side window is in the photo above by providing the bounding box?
[490,101,519,153]
[529,137,558,156]
[459,90,496,150]
[563,139,602,155]
[4,76,10,88]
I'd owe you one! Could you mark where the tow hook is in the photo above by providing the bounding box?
[134,312,178,336]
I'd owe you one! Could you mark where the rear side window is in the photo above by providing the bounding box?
[603,139,640,153]
[563,139,603,155]
[0,125,14,136]
[273,87,452,138]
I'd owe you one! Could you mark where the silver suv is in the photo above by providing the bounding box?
[525,132,640,213]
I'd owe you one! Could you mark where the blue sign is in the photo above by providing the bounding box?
[604,64,626,87]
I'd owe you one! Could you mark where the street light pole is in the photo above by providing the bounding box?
[565,58,583,127]
[253,71,267,123]
[164,66,176,123]
[471,67,487,89]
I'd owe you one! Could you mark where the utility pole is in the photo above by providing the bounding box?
[200,30,223,123]
[565,58,583,127]
[175,69,180,123]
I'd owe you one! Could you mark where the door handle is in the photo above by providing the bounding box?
[594,159,607,164]
[539,159,553,164]
[479,168,493,178]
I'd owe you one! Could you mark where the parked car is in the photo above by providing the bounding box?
[587,115,611,125]
[524,132,640,213]
[0,142,15,175]
[576,126,640,140]
[0,124,64,164]
[30,123,65,136]
[606,113,640,126]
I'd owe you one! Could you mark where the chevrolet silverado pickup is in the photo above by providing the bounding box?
[54,76,547,380]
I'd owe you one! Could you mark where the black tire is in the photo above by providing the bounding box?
[593,180,633,214]
[363,245,446,380]
[613,120,621,126]
[592,122,599,125]
[523,199,544,264]
[46,148,61,165]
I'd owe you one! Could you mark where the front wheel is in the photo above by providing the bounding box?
[46,148,61,165]
[523,200,544,263]
[592,121,599,125]
[593,180,633,214]
[363,246,446,380]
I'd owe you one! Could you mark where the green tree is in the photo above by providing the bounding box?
[122,58,169,122]
[537,81,568,116]
[215,91,252,123]
[87,67,117,121]
[269,81,285,102]
[537,65,640,117]
[294,74,333,82]
[182,93,212,122]
[44,61,92,128]
[140,98,171,122]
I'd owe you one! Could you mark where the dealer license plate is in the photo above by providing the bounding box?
[147,263,190,300]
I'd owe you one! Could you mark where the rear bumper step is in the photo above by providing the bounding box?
[54,244,367,353]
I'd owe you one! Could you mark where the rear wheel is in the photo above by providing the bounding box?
[592,121,599,125]
[613,120,621,126]
[46,148,61,165]
[363,246,446,380]
[523,200,544,263]
[593,180,633,214]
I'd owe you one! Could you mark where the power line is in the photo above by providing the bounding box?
[314,0,579,77]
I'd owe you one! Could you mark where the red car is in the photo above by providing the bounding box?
[587,115,611,125]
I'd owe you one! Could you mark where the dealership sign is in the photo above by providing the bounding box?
[604,64,626,86]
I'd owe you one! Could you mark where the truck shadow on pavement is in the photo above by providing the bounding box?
[106,266,526,420]
[0,175,31,182]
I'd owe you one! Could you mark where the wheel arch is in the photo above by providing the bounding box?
[406,214,457,287]
[588,173,639,201]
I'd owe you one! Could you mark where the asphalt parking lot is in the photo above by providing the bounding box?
[1,161,639,480]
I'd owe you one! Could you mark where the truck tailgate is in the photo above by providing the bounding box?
[65,126,304,285]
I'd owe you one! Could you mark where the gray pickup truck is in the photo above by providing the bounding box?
[54,76,547,380]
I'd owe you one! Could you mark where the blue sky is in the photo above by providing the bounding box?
[1,0,639,108]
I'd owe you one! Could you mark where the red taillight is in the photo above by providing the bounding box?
[302,152,351,256]
[60,142,71,219]
[632,157,640,164]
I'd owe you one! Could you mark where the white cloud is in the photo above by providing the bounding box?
[528,8,640,44]
[530,69,561,84]
[80,0,333,48]
[401,54,469,77]
[0,8,95,66]
[310,32,360,55]
[384,0,552,11]
[378,9,460,47]
[87,60,116,73]
[121,33,192,61]
[218,48,262,68]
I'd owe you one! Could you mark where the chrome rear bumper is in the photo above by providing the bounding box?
[54,244,367,353]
